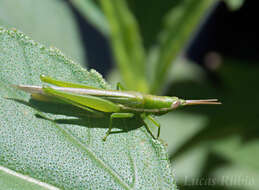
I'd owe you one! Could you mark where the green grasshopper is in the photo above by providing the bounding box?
[15,75,221,141]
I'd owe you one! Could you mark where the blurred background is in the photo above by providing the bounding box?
[1,0,258,189]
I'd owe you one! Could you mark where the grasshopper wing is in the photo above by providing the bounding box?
[40,75,101,90]
[43,86,121,113]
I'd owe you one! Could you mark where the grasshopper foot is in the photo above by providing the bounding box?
[102,134,108,141]
[102,129,111,141]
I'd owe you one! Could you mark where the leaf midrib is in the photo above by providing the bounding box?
[50,118,133,190]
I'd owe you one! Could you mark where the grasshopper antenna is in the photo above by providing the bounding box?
[184,99,221,105]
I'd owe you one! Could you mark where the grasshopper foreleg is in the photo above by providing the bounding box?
[103,113,135,141]
[116,82,126,91]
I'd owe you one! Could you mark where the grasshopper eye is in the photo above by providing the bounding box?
[171,100,181,109]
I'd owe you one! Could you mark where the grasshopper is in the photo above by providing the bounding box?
[15,75,221,141]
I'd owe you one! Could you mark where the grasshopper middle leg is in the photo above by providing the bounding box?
[147,115,161,138]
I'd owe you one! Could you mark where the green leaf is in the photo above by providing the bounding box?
[212,164,259,189]
[0,0,86,65]
[0,166,58,190]
[224,0,245,10]
[150,0,216,93]
[126,0,181,50]
[212,136,259,170]
[100,0,148,93]
[71,0,109,37]
[0,28,177,189]
[164,58,259,188]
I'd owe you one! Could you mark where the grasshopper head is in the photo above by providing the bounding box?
[170,97,221,110]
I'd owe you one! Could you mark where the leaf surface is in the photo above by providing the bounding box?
[0,28,177,190]
[0,0,86,65]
